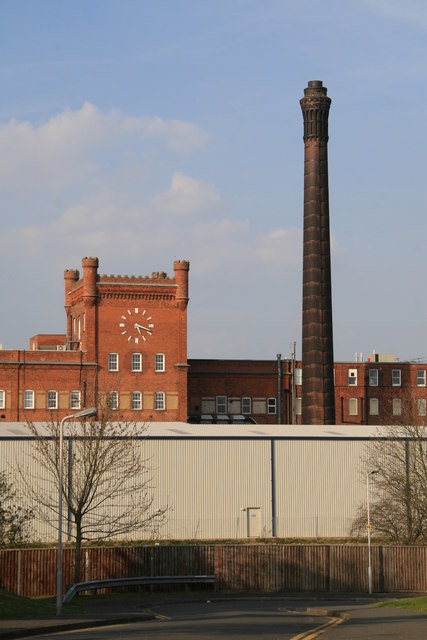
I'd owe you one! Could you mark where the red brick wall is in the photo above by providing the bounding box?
[0,258,189,424]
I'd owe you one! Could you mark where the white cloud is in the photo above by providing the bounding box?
[152,172,222,216]
[0,103,208,191]
[255,227,302,267]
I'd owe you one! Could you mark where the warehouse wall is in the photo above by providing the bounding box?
[1,431,369,541]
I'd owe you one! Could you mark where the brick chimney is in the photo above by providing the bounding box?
[300,80,335,424]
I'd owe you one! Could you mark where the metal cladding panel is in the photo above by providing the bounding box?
[274,439,366,537]
[145,439,272,539]
[0,434,389,541]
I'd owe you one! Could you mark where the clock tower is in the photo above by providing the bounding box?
[64,258,190,422]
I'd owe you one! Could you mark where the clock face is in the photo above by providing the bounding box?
[119,308,155,344]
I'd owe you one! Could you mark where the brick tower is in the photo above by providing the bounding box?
[300,80,335,424]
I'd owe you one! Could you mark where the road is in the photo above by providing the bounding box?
[29,597,427,640]
[31,600,331,639]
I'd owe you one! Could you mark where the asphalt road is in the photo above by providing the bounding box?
[322,603,427,639]
[24,596,427,640]
[29,600,331,639]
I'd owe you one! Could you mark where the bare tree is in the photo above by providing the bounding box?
[0,470,33,545]
[351,424,427,544]
[19,415,169,584]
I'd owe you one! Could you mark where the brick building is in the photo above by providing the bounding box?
[1,257,427,426]
[0,257,190,423]
[187,355,427,426]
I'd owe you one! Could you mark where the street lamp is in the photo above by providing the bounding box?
[367,468,379,595]
[56,406,97,616]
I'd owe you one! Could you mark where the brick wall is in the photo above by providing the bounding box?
[0,258,189,423]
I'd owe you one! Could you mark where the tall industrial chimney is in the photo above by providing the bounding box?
[300,80,335,424]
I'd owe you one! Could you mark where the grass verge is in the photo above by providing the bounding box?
[373,596,427,614]
[0,590,84,620]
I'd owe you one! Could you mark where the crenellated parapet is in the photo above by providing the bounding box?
[98,271,174,284]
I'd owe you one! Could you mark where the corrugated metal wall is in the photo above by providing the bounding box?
[274,440,364,537]
[2,435,369,540]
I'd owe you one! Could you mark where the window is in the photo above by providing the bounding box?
[295,368,302,386]
[155,353,165,372]
[23,390,34,409]
[108,391,119,410]
[70,391,81,409]
[132,353,142,372]
[47,390,58,410]
[216,396,227,414]
[242,397,251,414]
[295,397,302,415]
[392,369,401,387]
[155,391,165,410]
[0,390,5,409]
[267,397,277,415]
[348,398,358,416]
[369,369,378,386]
[369,398,379,416]
[417,370,426,387]
[348,369,357,386]
[418,399,426,416]
[132,391,142,410]
[108,353,119,371]
[392,398,402,416]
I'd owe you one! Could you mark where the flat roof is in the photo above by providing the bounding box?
[0,422,423,440]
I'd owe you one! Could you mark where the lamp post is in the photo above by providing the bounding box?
[56,406,97,616]
[367,468,379,595]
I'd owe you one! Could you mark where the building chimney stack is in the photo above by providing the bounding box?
[300,80,335,424]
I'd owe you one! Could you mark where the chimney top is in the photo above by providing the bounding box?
[304,80,328,96]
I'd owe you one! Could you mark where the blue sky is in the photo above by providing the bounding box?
[1,0,426,361]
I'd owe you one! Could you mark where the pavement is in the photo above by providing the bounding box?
[1,592,426,640]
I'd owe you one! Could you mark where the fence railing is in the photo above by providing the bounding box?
[1,544,426,598]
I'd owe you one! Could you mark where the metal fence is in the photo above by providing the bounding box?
[1,544,426,597]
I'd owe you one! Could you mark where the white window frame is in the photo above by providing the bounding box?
[392,369,401,387]
[70,390,81,409]
[348,369,357,386]
[242,397,251,415]
[132,391,142,411]
[369,398,379,416]
[369,369,378,387]
[417,370,426,387]
[131,353,142,372]
[295,397,302,416]
[24,390,34,410]
[267,397,277,415]
[155,353,165,372]
[108,353,119,372]
[0,389,5,410]
[155,391,165,411]
[348,398,358,416]
[108,391,119,410]
[295,368,302,386]
[47,390,58,410]
[418,398,426,416]
[216,396,227,415]
[392,398,402,416]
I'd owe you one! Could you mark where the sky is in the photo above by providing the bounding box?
[0,0,426,362]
